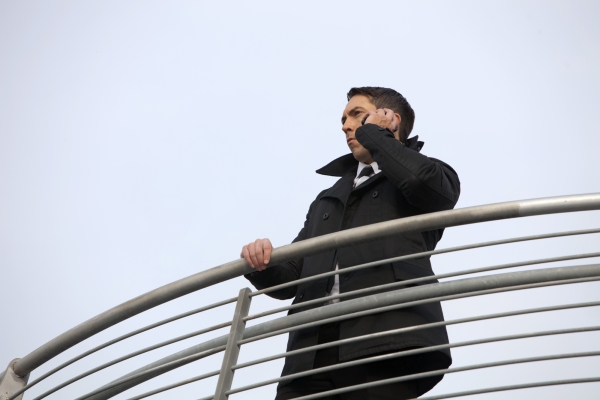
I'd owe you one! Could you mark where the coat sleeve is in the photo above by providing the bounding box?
[243,191,325,300]
[356,124,461,212]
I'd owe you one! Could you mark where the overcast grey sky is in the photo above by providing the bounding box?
[1,1,599,399]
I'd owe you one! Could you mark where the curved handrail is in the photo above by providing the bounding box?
[245,250,600,320]
[15,231,600,399]
[130,316,600,400]
[228,326,600,395]
[271,351,600,400]
[16,296,237,396]
[83,264,600,400]
[30,320,233,400]
[248,228,600,299]
[13,193,600,377]
[419,377,600,400]
[234,300,600,370]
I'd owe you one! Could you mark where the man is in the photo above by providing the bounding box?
[241,87,461,399]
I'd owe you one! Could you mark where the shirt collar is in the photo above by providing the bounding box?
[356,161,380,178]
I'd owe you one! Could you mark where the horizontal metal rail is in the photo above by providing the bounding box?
[290,351,600,400]
[10,297,237,399]
[102,301,600,399]
[227,325,600,394]
[30,320,233,400]
[82,263,600,400]
[22,250,599,399]
[13,193,600,378]
[239,275,600,346]
[118,323,600,399]
[74,346,226,400]
[248,228,600,299]
[234,300,600,370]
[420,377,600,400]
[126,369,220,400]
[245,250,600,321]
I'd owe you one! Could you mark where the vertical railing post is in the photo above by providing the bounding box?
[213,287,252,400]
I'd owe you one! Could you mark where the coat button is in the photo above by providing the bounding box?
[299,292,304,299]
[372,191,379,198]
[322,213,329,220]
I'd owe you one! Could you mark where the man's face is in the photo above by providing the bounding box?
[341,94,377,163]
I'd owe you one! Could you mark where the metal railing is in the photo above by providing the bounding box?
[1,193,599,399]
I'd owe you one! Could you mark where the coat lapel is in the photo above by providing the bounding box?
[315,153,356,206]
[319,173,354,206]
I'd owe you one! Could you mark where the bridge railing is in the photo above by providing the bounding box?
[1,193,599,399]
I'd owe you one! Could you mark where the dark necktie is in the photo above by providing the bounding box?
[358,165,374,178]
[353,165,374,188]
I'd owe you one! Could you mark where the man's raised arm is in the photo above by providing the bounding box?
[356,123,460,212]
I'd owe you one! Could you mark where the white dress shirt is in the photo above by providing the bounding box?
[324,161,381,305]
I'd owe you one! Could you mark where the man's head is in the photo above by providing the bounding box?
[341,87,415,164]
[347,87,415,142]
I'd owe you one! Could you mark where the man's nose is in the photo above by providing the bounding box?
[342,121,355,135]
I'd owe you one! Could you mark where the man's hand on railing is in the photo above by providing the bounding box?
[240,238,273,271]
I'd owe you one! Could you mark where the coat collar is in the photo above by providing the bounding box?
[315,136,424,205]
[315,135,424,177]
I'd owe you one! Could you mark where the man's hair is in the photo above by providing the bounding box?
[347,87,415,142]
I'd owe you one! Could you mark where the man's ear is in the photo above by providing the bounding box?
[393,113,402,141]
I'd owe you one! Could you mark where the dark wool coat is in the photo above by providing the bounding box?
[245,124,461,388]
